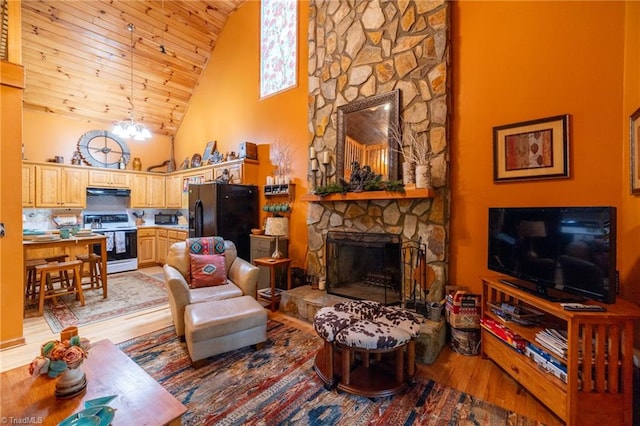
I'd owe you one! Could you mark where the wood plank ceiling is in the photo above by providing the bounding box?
[21,0,246,138]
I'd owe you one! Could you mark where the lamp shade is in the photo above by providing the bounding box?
[265,217,289,237]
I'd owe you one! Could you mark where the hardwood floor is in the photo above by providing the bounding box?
[1,266,563,425]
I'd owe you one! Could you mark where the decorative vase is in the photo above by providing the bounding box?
[55,360,87,398]
[132,157,142,171]
[415,163,432,189]
[402,161,416,185]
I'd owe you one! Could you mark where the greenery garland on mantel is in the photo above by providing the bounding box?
[313,179,405,197]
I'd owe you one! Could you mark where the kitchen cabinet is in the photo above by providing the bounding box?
[88,169,130,188]
[212,159,258,184]
[165,174,183,208]
[35,165,88,208]
[137,228,156,266]
[156,229,168,264]
[168,229,188,250]
[131,174,166,208]
[22,164,35,207]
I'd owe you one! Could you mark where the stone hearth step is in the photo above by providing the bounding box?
[279,285,447,365]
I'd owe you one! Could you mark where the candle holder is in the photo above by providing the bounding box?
[311,170,318,190]
[322,160,330,187]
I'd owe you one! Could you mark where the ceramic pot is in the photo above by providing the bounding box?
[132,157,142,171]
[55,361,86,398]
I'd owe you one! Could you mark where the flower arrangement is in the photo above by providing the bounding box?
[28,334,90,378]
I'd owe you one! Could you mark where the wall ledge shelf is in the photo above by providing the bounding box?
[300,188,434,202]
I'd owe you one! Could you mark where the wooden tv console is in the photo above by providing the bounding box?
[481,276,640,426]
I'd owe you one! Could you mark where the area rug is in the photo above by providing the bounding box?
[41,271,168,333]
[119,321,543,426]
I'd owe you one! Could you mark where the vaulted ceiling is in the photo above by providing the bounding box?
[21,0,246,138]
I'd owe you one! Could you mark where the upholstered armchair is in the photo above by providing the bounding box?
[163,240,259,336]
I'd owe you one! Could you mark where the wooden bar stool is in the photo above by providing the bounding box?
[44,254,71,288]
[35,260,85,316]
[76,253,107,298]
[25,258,47,304]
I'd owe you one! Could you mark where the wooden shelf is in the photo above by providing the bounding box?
[300,188,434,202]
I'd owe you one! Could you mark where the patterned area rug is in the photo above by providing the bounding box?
[40,271,168,333]
[119,321,543,426]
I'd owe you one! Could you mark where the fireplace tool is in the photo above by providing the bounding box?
[406,239,432,314]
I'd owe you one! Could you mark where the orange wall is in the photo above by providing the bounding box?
[451,2,631,296]
[622,1,640,340]
[23,110,172,170]
[1,66,26,347]
[175,1,310,266]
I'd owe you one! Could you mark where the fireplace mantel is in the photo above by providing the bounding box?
[300,188,434,202]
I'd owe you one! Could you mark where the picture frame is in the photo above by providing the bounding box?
[493,114,570,182]
[630,107,640,194]
[202,141,216,163]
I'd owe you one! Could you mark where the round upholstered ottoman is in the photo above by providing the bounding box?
[312,300,424,397]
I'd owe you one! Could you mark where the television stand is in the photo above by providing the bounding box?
[482,276,640,425]
[498,278,585,303]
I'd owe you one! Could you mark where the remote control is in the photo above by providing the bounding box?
[560,303,607,312]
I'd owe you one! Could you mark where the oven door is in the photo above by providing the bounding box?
[92,229,138,261]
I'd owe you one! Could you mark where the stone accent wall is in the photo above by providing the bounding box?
[306,0,450,303]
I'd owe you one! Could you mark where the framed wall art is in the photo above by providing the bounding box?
[493,114,570,182]
[630,108,640,194]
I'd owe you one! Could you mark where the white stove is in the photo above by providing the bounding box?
[83,213,138,273]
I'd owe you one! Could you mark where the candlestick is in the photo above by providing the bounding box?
[309,147,316,159]
[323,164,329,186]
[311,158,319,171]
[311,170,318,190]
[322,151,330,165]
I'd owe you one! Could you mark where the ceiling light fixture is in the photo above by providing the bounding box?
[113,23,152,141]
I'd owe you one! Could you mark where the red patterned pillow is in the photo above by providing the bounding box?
[189,253,227,288]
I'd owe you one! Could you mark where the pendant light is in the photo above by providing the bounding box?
[113,23,152,141]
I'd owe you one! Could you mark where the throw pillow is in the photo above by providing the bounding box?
[189,253,227,288]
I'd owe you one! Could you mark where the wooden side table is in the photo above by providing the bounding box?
[253,257,291,312]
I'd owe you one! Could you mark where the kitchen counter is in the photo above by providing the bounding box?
[137,224,189,230]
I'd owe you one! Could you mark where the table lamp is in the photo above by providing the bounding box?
[264,217,288,259]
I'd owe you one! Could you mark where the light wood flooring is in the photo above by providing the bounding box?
[1,266,563,425]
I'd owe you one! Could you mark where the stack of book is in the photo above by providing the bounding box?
[487,302,544,326]
[257,288,284,300]
[535,328,568,359]
[525,343,568,383]
[480,317,527,353]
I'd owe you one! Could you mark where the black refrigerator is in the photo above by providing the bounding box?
[188,183,259,260]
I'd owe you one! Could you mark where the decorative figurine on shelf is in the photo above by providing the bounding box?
[211,150,224,164]
[215,169,233,183]
[180,157,190,170]
[71,150,83,166]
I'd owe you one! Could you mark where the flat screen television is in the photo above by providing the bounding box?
[487,206,616,304]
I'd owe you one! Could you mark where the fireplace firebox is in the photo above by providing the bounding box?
[326,231,402,305]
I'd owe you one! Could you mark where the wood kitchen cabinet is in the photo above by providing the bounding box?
[137,228,156,266]
[88,169,130,188]
[156,229,168,264]
[131,174,165,208]
[165,174,183,208]
[22,164,35,207]
[35,165,88,208]
[212,159,258,184]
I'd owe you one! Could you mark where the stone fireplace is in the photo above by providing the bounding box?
[326,231,402,304]
[305,0,451,304]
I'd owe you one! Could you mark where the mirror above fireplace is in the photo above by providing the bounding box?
[336,90,401,183]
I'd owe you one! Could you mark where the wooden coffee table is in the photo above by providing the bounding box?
[0,339,186,425]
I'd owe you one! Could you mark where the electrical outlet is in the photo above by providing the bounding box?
[0,223,4,237]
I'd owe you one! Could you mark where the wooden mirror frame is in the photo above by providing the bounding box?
[336,89,401,182]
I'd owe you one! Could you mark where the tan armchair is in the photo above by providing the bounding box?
[163,240,259,336]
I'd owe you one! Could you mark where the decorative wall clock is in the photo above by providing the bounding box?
[77,130,131,168]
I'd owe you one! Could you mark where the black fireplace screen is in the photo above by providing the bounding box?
[326,231,402,305]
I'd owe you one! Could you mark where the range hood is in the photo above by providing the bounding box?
[86,187,131,197]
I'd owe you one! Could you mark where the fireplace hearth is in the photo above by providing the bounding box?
[326,231,402,305]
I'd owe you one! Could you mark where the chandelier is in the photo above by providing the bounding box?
[113,23,152,141]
